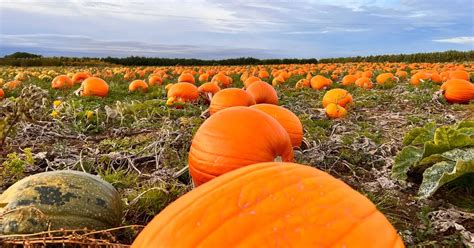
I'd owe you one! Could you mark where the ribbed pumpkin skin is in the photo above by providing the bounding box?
[178,73,195,84]
[322,88,353,108]
[250,104,303,148]
[342,74,357,86]
[310,75,332,90]
[81,77,109,97]
[246,81,279,105]
[189,107,293,186]
[243,76,261,88]
[441,79,474,104]
[132,162,404,248]
[0,170,122,234]
[376,73,395,84]
[209,88,256,115]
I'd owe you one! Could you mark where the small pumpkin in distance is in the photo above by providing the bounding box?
[4,80,21,90]
[188,107,293,186]
[198,82,221,102]
[51,75,73,89]
[132,162,404,248]
[72,72,91,84]
[80,77,109,97]
[209,88,255,115]
[0,170,122,234]
[325,103,348,119]
[355,76,373,89]
[148,75,163,86]
[250,104,303,148]
[295,78,310,89]
[322,88,353,108]
[246,81,278,105]
[342,74,358,86]
[129,80,148,93]
[178,73,195,84]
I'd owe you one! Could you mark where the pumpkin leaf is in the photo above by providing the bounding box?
[421,126,474,158]
[402,122,436,146]
[418,148,474,198]
[391,146,423,182]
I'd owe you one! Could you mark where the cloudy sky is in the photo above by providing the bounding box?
[0,0,473,59]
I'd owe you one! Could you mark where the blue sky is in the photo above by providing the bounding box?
[0,0,473,59]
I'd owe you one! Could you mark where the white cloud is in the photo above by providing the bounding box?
[433,37,474,45]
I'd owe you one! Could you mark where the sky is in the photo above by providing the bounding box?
[0,0,473,59]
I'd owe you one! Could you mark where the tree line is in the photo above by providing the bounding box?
[0,50,472,67]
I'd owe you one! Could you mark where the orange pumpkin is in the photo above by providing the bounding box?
[395,70,408,79]
[325,103,347,119]
[430,72,442,84]
[167,82,199,105]
[322,88,353,108]
[148,75,163,86]
[129,80,148,93]
[178,73,195,84]
[198,73,210,82]
[355,76,373,89]
[410,72,430,86]
[258,70,269,79]
[4,80,21,90]
[440,79,474,104]
[244,76,261,88]
[271,75,285,86]
[341,74,357,86]
[251,104,303,148]
[376,73,395,84]
[449,70,470,81]
[188,107,293,186]
[310,75,332,90]
[0,88,4,99]
[51,75,73,89]
[72,72,91,84]
[81,77,109,97]
[211,73,232,88]
[132,162,404,248]
[209,88,255,115]
[295,79,310,89]
[246,81,278,105]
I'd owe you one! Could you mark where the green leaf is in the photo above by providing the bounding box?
[391,146,423,182]
[421,127,474,158]
[402,122,436,146]
[456,120,474,129]
[418,152,474,198]
[418,154,445,166]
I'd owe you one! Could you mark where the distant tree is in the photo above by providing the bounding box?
[4,52,43,59]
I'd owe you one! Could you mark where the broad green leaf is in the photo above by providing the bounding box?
[418,155,474,198]
[457,127,474,137]
[456,120,474,129]
[391,146,423,182]
[421,127,474,158]
[441,147,474,162]
[402,122,436,146]
[418,154,445,166]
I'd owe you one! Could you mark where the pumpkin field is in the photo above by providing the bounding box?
[0,62,473,247]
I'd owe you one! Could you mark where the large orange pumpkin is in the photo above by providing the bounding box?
[310,75,332,90]
[129,80,148,93]
[167,82,199,105]
[449,70,470,81]
[341,74,357,86]
[250,104,303,148]
[209,88,255,115]
[81,77,109,97]
[376,73,395,84]
[132,162,404,248]
[440,79,474,104]
[246,81,278,105]
[188,107,293,186]
[51,75,73,89]
[322,88,353,108]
